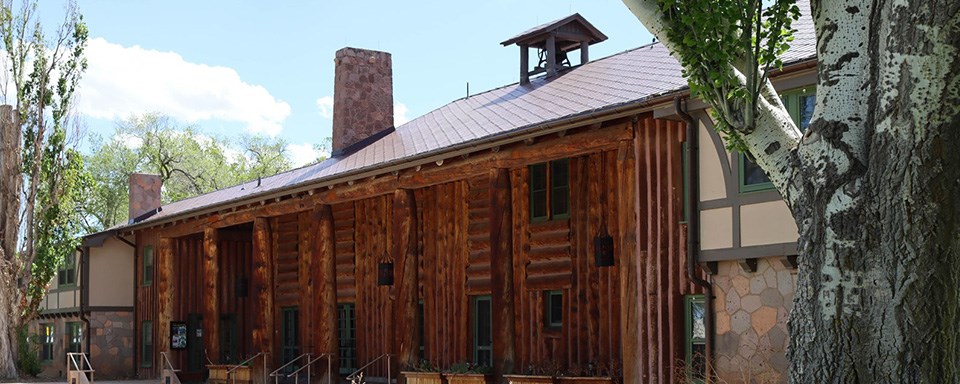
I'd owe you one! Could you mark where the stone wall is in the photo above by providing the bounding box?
[712,258,796,383]
[89,310,135,379]
[331,47,393,155]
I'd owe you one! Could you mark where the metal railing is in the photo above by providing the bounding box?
[160,352,182,384]
[270,353,334,384]
[67,352,94,384]
[226,352,268,384]
[346,354,392,384]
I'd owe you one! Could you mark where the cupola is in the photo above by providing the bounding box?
[501,14,608,84]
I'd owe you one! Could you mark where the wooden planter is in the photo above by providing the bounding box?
[556,377,613,384]
[207,365,253,384]
[403,371,445,384]
[444,373,492,384]
[503,374,555,384]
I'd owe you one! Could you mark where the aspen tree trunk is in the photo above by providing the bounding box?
[0,105,20,378]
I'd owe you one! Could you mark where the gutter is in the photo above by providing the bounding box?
[675,97,714,379]
[78,246,91,358]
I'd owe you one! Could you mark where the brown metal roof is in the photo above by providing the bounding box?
[106,5,817,234]
[500,13,609,47]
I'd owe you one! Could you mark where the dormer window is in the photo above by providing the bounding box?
[501,14,608,84]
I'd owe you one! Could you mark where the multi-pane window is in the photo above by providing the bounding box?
[58,253,76,286]
[530,159,570,222]
[40,324,54,362]
[740,88,816,192]
[473,296,492,367]
[67,322,83,353]
[142,246,154,286]
[281,307,299,373]
[545,290,563,328]
[141,321,153,367]
[685,295,706,382]
[337,303,357,374]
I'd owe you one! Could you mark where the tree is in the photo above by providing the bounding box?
[622,0,959,381]
[0,0,88,378]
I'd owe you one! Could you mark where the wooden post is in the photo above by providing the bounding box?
[315,205,339,382]
[617,140,640,383]
[299,212,315,357]
[580,40,589,64]
[393,189,419,369]
[203,228,220,363]
[520,44,529,85]
[490,168,516,377]
[252,217,274,367]
[157,237,174,364]
[546,34,557,77]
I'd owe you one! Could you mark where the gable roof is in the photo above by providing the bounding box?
[500,13,609,47]
[103,4,817,234]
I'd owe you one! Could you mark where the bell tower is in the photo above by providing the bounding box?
[501,14,608,84]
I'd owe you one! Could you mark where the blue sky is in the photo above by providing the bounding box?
[39,1,653,166]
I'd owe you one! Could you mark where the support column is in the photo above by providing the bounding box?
[490,168,516,377]
[157,237,174,364]
[252,217,274,367]
[298,212,315,356]
[203,228,220,363]
[520,44,530,85]
[617,140,640,383]
[393,189,419,369]
[546,34,557,77]
[314,205,339,382]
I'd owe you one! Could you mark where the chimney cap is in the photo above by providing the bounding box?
[500,13,608,48]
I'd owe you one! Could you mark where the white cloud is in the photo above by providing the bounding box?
[77,38,291,136]
[316,96,334,119]
[115,133,143,149]
[286,142,328,167]
[394,102,410,126]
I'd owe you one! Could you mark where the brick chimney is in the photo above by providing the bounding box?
[331,47,394,157]
[129,173,162,223]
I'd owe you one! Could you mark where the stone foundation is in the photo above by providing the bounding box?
[89,311,135,379]
[712,258,796,383]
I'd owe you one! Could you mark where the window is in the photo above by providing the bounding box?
[473,296,492,367]
[40,324,54,362]
[418,300,425,359]
[685,295,706,382]
[67,322,82,354]
[141,321,153,368]
[337,303,356,374]
[58,253,76,286]
[739,88,816,192]
[529,159,570,222]
[142,246,154,286]
[545,290,563,328]
[281,307,300,373]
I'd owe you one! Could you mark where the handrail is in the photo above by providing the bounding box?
[270,353,309,384]
[346,353,392,384]
[160,352,179,372]
[67,352,94,384]
[226,352,264,375]
[287,353,333,384]
[226,352,267,384]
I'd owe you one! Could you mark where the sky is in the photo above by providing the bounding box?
[36,1,654,167]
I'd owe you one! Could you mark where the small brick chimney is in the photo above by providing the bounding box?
[331,47,394,157]
[129,173,162,223]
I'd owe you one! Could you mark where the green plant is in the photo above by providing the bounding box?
[446,361,491,375]
[411,359,440,372]
[16,327,41,377]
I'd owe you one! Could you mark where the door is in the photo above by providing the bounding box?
[187,314,204,372]
[281,307,300,373]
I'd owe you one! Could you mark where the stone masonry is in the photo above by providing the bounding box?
[331,47,393,155]
[128,173,161,221]
[712,258,797,384]
[88,311,135,379]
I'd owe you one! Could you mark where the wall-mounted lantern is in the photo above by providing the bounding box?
[594,221,615,267]
[378,261,394,286]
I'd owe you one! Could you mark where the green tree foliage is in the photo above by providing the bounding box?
[81,113,295,231]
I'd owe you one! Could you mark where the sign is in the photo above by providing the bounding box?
[171,322,188,350]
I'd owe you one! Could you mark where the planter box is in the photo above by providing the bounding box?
[207,364,253,384]
[503,374,555,384]
[445,373,492,384]
[556,377,613,384]
[403,371,445,384]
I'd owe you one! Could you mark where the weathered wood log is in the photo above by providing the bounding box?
[298,212,314,356]
[203,227,220,362]
[251,217,274,363]
[392,189,419,369]
[158,237,174,360]
[490,168,517,377]
[314,205,339,381]
[616,139,640,384]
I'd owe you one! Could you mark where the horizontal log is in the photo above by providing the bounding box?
[526,258,573,275]
[526,273,573,290]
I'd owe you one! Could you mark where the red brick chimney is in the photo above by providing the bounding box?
[331,47,394,157]
[129,173,162,223]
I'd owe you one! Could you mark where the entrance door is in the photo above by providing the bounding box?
[281,307,300,373]
[220,314,238,363]
[187,314,204,372]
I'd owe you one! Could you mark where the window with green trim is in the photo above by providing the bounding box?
[280,307,300,373]
[418,300,425,359]
[141,321,153,368]
[684,295,706,383]
[337,303,357,374]
[545,290,563,328]
[58,253,76,286]
[142,246,154,286]
[67,322,82,353]
[473,296,492,367]
[740,87,816,192]
[40,324,54,362]
[529,159,570,222]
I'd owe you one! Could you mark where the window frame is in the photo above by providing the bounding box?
[58,253,77,287]
[529,158,570,223]
[337,303,357,374]
[684,295,706,383]
[141,321,153,368]
[738,87,816,193]
[472,295,493,367]
[67,321,83,354]
[545,290,563,329]
[280,306,300,373]
[142,246,154,287]
[40,323,54,363]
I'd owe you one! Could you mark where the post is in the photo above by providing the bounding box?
[158,237,174,367]
[315,206,339,383]
[519,44,530,85]
[393,189,419,369]
[490,168,516,378]
[252,218,274,373]
[546,34,557,77]
[203,227,220,363]
[580,40,589,64]
[617,139,640,383]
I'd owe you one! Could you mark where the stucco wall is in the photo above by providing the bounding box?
[89,237,135,307]
[712,258,796,383]
[740,201,799,247]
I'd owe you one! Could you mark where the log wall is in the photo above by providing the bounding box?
[217,226,255,362]
[353,196,394,377]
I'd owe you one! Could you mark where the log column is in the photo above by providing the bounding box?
[617,139,640,383]
[393,189,419,369]
[314,205,339,382]
[490,168,516,377]
[298,212,315,356]
[203,228,220,363]
[157,237,174,362]
[252,217,275,366]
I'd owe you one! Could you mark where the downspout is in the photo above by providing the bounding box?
[78,246,91,358]
[674,97,714,377]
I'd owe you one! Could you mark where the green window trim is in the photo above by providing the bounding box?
[739,87,816,193]
[529,158,570,223]
[684,295,706,383]
[67,322,83,353]
[337,303,357,374]
[141,321,153,368]
[418,299,425,359]
[473,295,492,367]
[545,290,563,328]
[58,253,77,287]
[142,246,154,286]
[40,323,54,363]
[280,307,300,373]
